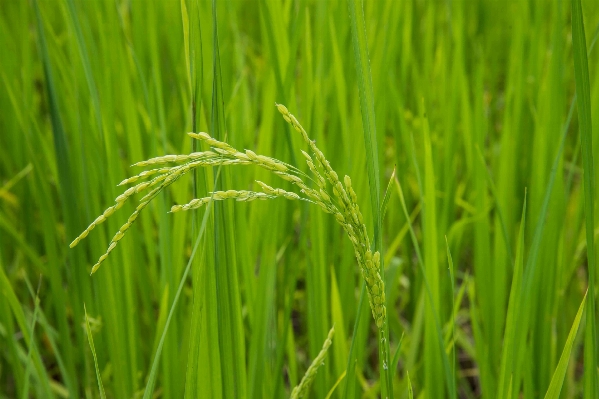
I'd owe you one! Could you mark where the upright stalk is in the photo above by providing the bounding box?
[346,0,393,396]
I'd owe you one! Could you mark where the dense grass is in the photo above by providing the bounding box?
[1,0,599,398]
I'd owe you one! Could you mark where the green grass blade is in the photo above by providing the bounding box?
[324,371,347,399]
[21,274,75,398]
[0,261,53,398]
[64,0,103,140]
[497,190,527,398]
[21,278,41,399]
[420,97,447,399]
[445,237,457,397]
[210,2,246,396]
[346,0,390,396]
[543,291,587,399]
[181,0,191,93]
[381,166,396,222]
[342,282,367,399]
[391,331,405,378]
[183,1,205,397]
[259,0,297,166]
[329,267,349,393]
[142,202,213,399]
[84,304,106,399]
[394,174,455,399]
[346,0,381,247]
[247,244,278,399]
[572,1,598,397]
[475,146,514,264]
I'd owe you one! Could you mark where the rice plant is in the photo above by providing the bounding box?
[2,0,599,398]
[70,104,386,396]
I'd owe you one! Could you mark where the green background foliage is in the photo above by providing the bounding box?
[1,0,599,397]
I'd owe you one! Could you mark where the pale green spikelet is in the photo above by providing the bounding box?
[256,180,276,194]
[289,326,335,399]
[245,149,258,160]
[170,198,211,213]
[118,167,172,186]
[188,131,236,153]
[274,171,304,185]
[255,181,300,199]
[131,151,217,167]
[170,188,303,214]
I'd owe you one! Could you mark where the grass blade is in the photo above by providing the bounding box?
[342,282,367,399]
[393,175,455,398]
[142,201,213,399]
[210,1,247,396]
[21,277,42,399]
[475,146,514,264]
[84,304,106,399]
[445,238,457,397]
[381,166,396,222]
[346,0,381,247]
[572,1,598,397]
[259,0,297,166]
[420,97,450,399]
[324,371,347,399]
[391,332,405,378]
[497,190,527,398]
[0,261,53,397]
[346,0,391,396]
[64,0,103,140]
[183,1,205,397]
[543,292,587,399]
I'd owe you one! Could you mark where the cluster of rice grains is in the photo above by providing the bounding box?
[70,104,387,331]
[275,104,387,330]
[289,326,335,399]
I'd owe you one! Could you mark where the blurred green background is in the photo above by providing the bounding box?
[1,0,599,398]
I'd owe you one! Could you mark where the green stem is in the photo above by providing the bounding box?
[346,0,393,396]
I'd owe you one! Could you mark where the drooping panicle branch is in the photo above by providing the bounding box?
[70,104,387,330]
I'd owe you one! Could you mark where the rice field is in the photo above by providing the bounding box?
[1,0,599,398]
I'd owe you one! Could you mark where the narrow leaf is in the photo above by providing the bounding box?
[84,305,106,399]
[572,1,598,397]
[543,292,587,399]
